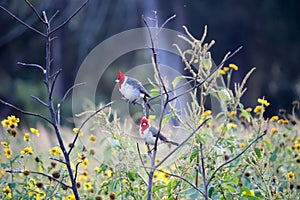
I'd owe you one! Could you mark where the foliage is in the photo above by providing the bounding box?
[1,2,300,200]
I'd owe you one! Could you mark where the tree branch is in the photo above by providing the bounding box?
[0,5,46,37]
[68,101,115,155]
[50,0,89,35]
[6,169,71,189]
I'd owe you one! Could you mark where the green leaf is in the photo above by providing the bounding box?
[263,140,272,151]
[172,75,186,88]
[152,184,166,192]
[127,171,136,181]
[203,58,212,70]
[270,146,279,162]
[208,187,214,197]
[254,148,261,159]
[189,149,199,163]
[150,88,160,97]
[161,114,171,128]
[241,109,251,122]
[217,88,231,101]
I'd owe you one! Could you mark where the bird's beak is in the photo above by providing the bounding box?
[115,79,119,83]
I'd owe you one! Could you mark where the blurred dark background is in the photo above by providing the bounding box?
[0,0,299,126]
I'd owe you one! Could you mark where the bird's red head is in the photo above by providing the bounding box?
[140,117,149,133]
[117,71,125,88]
[118,71,125,81]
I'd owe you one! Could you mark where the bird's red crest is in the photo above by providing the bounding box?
[118,71,125,80]
[140,117,149,133]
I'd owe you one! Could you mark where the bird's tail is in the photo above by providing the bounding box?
[166,140,179,146]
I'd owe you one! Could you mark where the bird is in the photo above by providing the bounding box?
[116,71,153,110]
[139,117,179,146]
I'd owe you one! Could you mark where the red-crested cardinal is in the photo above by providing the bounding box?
[139,117,179,146]
[116,71,153,110]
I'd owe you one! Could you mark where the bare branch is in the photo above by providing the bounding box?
[49,157,67,165]
[50,0,89,35]
[158,14,176,34]
[6,169,71,189]
[59,83,86,107]
[0,6,46,37]
[24,0,46,24]
[30,95,48,107]
[17,62,46,74]
[49,69,62,100]
[49,10,60,23]
[68,101,115,155]
[0,98,54,126]
[137,143,150,176]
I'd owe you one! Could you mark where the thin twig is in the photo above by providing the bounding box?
[0,98,54,125]
[24,0,46,24]
[68,101,115,155]
[17,62,46,74]
[49,157,68,165]
[137,143,150,176]
[49,10,60,23]
[50,0,89,35]
[49,69,62,100]
[59,82,86,107]
[206,130,267,186]
[0,6,46,37]
[6,170,71,189]
[30,95,48,107]
[158,14,176,34]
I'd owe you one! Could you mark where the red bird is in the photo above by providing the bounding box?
[116,71,152,110]
[139,117,179,146]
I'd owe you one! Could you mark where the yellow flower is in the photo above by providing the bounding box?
[49,146,62,156]
[229,63,238,71]
[1,141,9,147]
[89,135,97,143]
[271,128,278,135]
[4,148,13,158]
[84,182,92,190]
[103,169,113,178]
[24,133,30,142]
[203,110,212,116]
[242,190,255,197]
[3,185,12,198]
[73,128,83,137]
[82,157,88,169]
[287,172,295,181]
[36,191,45,200]
[65,194,76,200]
[257,98,270,106]
[254,105,263,114]
[223,66,230,73]
[153,169,169,184]
[270,116,279,122]
[296,137,300,144]
[1,119,12,128]
[227,123,237,130]
[218,69,226,76]
[278,119,289,125]
[21,147,33,155]
[8,115,19,126]
[30,128,40,137]
[229,110,237,117]
[240,143,246,148]
[294,143,300,152]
